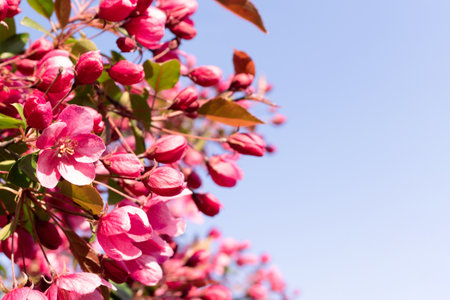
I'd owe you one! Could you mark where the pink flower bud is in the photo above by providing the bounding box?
[208,227,221,239]
[261,253,271,263]
[103,152,144,177]
[183,167,201,189]
[188,65,222,87]
[125,7,166,49]
[183,147,203,166]
[185,249,210,267]
[227,132,265,157]
[146,166,185,196]
[109,60,144,86]
[147,134,187,164]
[170,18,196,40]
[23,94,52,129]
[101,257,129,283]
[134,0,153,15]
[35,219,62,250]
[28,38,54,60]
[85,107,105,134]
[5,0,20,18]
[203,285,232,300]
[248,283,268,300]
[229,73,254,91]
[193,193,222,217]
[36,50,74,93]
[16,58,36,76]
[98,0,137,21]
[158,0,197,23]
[266,144,276,154]
[271,113,286,125]
[75,51,103,85]
[169,86,199,112]
[207,155,243,187]
[116,37,136,52]
[1,228,36,260]
[0,0,8,21]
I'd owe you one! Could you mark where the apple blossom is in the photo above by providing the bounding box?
[74,51,103,85]
[147,134,188,163]
[109,60,145,86]
[124,7,166,49]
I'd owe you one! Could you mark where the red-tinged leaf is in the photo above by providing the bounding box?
[55,0,71,28]
[63,229,102,274]
[58,181,104,215]
[198,98,264,127]
[233,49,255,75]
[244,95,279,107]
[213,0,267,33]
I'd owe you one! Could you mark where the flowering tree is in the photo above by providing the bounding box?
[0,0,290,298]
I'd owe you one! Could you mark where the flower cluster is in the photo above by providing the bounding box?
[0,0,291,298]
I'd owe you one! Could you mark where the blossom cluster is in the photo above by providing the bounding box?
[0,0,290,298]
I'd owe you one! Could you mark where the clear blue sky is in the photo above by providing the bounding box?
[19,0,450,299]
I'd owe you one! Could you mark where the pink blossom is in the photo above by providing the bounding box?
[0,0,7,21]
[116,37,136,52]
[98,0,137,22]
[36,105,106,188]
[170,17,196,40]
[248,283,268,299]
[169,86,199,112]
[188,65,222,87]
[124,7,166,49]
[158,0,197,22]
[193,193,222,217]
[75,51,103,85]
[207,155,243,187]
[203,284,232,300]
[144,200,185,237]
[5,0,20,18]
[122,254,163,285]
[36,50,74,94]
[4,287,48,300]
[229,73,254,91]
[27,38,54,60]
[146,166,185,196]
[109,60,144,86]
[227,132,266,157]
[147,134,187,163]
[23,94,52,129]
[103,152,144,177]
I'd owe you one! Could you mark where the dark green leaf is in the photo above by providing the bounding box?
[213,0,267,33]
[143,59,180,92]
[130,90,151,131]
[0,18,16,43]
[0,188,17,214]
[20,17,52,36]
[71,39,97,57]
[198,98,264,127]
[58,181,104,215]
[7,153,38,188]
[130,120,146,155]
[107,179,123,205]
[55,0,71,27]
[0,33,29,59]
[27,0,54,18]
[0,223,13,241]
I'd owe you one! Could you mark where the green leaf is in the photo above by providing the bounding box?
[0,160,15,172]
[0,223,13,241]
[11,103,26,125]
[58,181,104,215]
[71,39,97,57]
[107,179,123,205]
[130,120,146,155]
[0,18,16,43]
[0,264,7,277]
[143,59,180,92]
[20,17,52,36]
[0,189,17,214]
[213,0,267,33]
[54,0,71,27]
[198,98,264,127]
[27,0,54,18]
[0,33,29,59]
[130,90,151,131]
[0,113,25,129]
[7,153,38,188]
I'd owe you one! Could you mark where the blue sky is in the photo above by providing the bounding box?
[17,0,450,299]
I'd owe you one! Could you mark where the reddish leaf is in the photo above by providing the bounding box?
[233,49,255,75]
[198,98,264,127]
[55,0,71,27]
[63,229,102,274]
[213,0,267,33]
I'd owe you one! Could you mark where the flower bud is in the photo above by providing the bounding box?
[158,0,197,23]
[170,18,196,40]
[125,7,166,49]
[227,132,265,157]
[23,94,52,129]
[1,228,36,260]
[116,37,136,52]
[183,147,203,166]
[16,58,36,76]
[101,257,129,283]
[248,283,268,300]
[134,0,153,15]
[185,249,210,267]
[98,0,137,22]
[103,152,144,177]
[146,166,185,196]
[169,86,199,112]
[207,155,243,187]
[229,73,254,91]
[36,50,74,93]
[0,0,8,21]
[109,60,144,86]
[193,193,222,217]
[27,38,54,60]
[183,167,201,189]
[5,0,20,18]
[202,285,232,300]
[147,134,187,164]
[85,107,105,134]
[35,219,62,250]
[271,113,286,125]
[188,65,222,87]
[75,51,103,84]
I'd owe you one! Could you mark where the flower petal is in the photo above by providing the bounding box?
[57,105,94,137]
[37,149,61,188]
[57,157,95,186]
[73,133,106,163]
[123,255,163,286]
[36,122,67,149]
[56,273,101,294]
[98,233,142,261]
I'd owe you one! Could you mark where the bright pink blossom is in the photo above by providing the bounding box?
[207,155,243,187]
[193,193,222,217]
[203,284,232,300]
[147,134,187,163]
[103,152,144,177]
[23,94,52,129]
[146,166,185,196]
[36,50,74,93]
[4,287,48,300]
[170,17,196,40]
[98,0,137,21]
[158,0,197,22]
[227,132,266,157]
[169,86,198,112]
[0,0,8,21]
[124,7,166,49]
[116,37,136,52]
[5,0,20,18]
[28,38,54,60]
[36,105,106,188]
[248,283,268,299]
[75,51,103,84]
[109,60,144,86]
[188,65,222,87]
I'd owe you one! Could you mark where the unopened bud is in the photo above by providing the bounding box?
[109,60,144,86]
[104,152,144,177]
[116,37,136,53]
[5,0,20,17]
[207,155,243,187]
[27,38,54,60]
[188,65,222,87]
[193,193,222,217]
[147,135,187,164]
[202,284,232,300]
[23,95,52,129]
[124,7,166,49]
[98,0,137,22]
[0,0,8,21]
[227,132,265,157]
[170,18,196,40]
[169,86,199,112]
[35,219,62,250]
[75,51,103,85]
[146,166,185,196]
[229,73,254,91]
[185,249,210,267]
[16,59,36,76]
[183,168,201,189]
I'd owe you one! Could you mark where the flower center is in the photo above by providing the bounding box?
[56,139,78,158]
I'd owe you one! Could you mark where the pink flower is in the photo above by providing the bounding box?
[170,17,196,40]
[229,73,254,91]
[169,86,199,112]
[188,65,222,87]
[45,272,112,300]
[207,155,243,187]
[147,134,187,163]
[75,51,103,85]
[0,0,8,21]
[97,205,153,261]
[36,105,106,188]
[146,166,185,196]
[5,0,20,18]
[116,37,136,52]
[36,50,74,94]
[103,152,144,177]
[248,283,268,299]
[23,94,53,129]
[158,0,197,22]
[109,60,144,86]
[98,0,137,21]
[4,287,48,300]
[227,132,266,157]
[202,284,232,300]
[125,7,166,49]
[27,38,54,60]
[193,193,222,217]
[144,200,185,237]
[122,254,163,285]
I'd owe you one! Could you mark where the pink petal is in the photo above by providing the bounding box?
[57,105,94,137]
[135,234,173,262]
[73,133,106,163]
[36,122,67,149]
[124,255,163,286]
[99,207,132,236]
[37,149,61,188]
[5,287,48,300]
[56,273,101,294]
[146,201,185,237]
[57,156,95,186]
[98,233,142,261]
